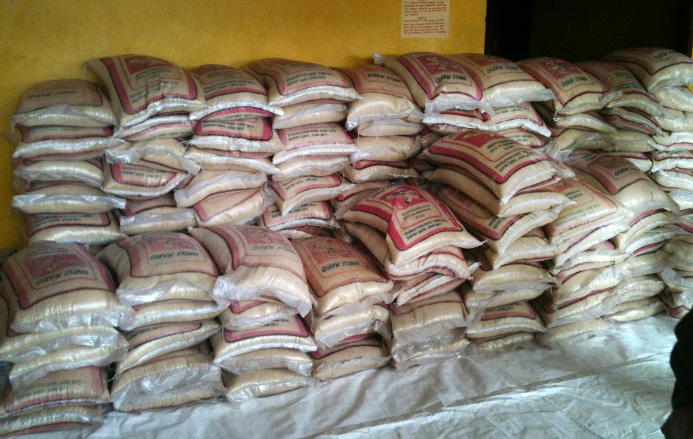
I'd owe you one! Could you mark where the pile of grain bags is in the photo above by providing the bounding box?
[8,79,126,247]
[517,57,619,158]
[419,130,571,348]
[337,184,482,367]
[97,232,224,411]
[181,64,283,228]
[394,53,555,147]
[246,58,360,239]
[293,237,392,380]
[0,242,129,434]
[190,225,318,405]
[85,55,205,236]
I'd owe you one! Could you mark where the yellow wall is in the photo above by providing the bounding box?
[0,0,487,250]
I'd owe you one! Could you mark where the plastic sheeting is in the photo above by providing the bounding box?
[31,315,678,438]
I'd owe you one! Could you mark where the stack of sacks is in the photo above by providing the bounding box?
[338,64,424,184]
[418,130,571,349]
[538,176,635,342]
[567,152,679,275]
[189,225,318,405]
[85,55,206,235]
[598,49,693,210]
[8,79,127,247]
[516,57,620,159]
[337,184,482,367]
[659,225,693,319]
[97,233,224,411]
[293,237,393,380]
[0,242,129,434]
[418,53,554,146]
[246,59,359,233]
[182,64,284,228]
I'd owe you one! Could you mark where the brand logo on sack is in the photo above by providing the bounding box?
[382,187,426,209]
[123,55,174,75]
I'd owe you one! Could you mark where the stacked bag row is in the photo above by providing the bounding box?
[9,79,126,246]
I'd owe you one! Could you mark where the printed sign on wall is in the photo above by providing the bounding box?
[401,0,450,39]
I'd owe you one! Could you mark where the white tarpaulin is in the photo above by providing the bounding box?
[25,315,679,438]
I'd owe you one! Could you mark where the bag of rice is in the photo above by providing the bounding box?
[330,181,390,214]
[600,107,664,135]
[189,64,281,120]
[356,119,424,137]
[115,113,194,142]
[191,114,283,155]
[472,332,535,353]
[653,131,693,152]
[341,185,481,265]
[118,195,197,235]
[272,99,347,129]
[274,155,350,181]
[14,158,104,188]
[392,272,463,306]
[535,104,616,133]
[660,268,693,293]
[660,290,692,318]
[612,210,674,251]
[259,201,337,232]
[97,232,218,305]
[105,138,200,174]
[578,61,662,116]
[602,47,693,92]
[192,187,268,227]
[219,300,297,331]
[292,237,393,316]
[338,64,423,130]
[496,128,548,148]
[247,58,360,107]
[568,152,679,214]
[462,283,545,311]
[173,170,265,208]
[389,291,467,345]
[485,235,557,269]
[654,107,693,132]
[388,328,468,368]
[273,123,356,164]
[212,316,317,365]
[466,301,546,340]
[470,253,555,293]
[613,275,665,302]
[352,135,421,162]
[307,303,390,348]
[311,335,389,380]
[437,185,563,254]
[12,79,116,128]
[344,160,419,183]
[223,368,314,406]
[604,296,665,322]
[185,147,279,174]
[86,54,205,127]
[535,318,609,344]
[550,266,622,306]
[449,53,554,107]
[518,57,613,115]
[426,167,569,217]
[654,86,693,111]
[0,404,103,437]
[0,367,109,419]
[542,128,611,158]
[375,52,486,113]
[343,222,475,281]
[190,225,314,315]
[0,324,127,364]
[102,163,190,199]
[111,344,223,412]
[2,242,127,332]
[13,181,125,214]
[271,174,354,215]
[422,130,571,203]
[535,288,618,328]
[8,125,121,160]
[116,320,220,374]
[602,152,652,173]
[22,212,126,246]
[219,347,313,377]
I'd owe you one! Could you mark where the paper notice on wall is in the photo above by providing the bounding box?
[401,0,450,39]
